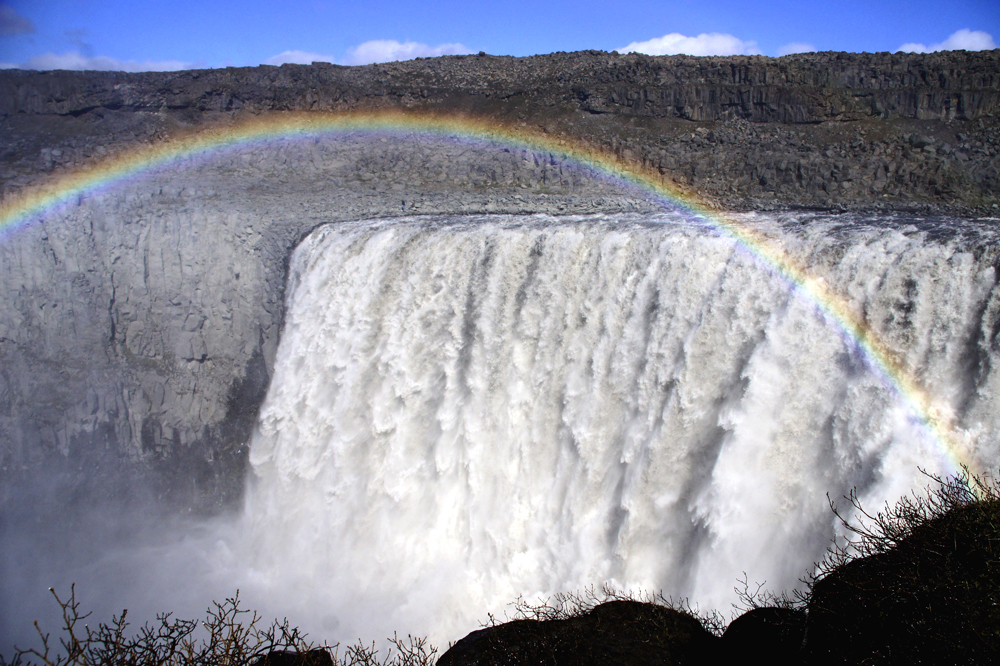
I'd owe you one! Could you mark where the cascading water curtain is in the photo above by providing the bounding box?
[244,212,1000,644]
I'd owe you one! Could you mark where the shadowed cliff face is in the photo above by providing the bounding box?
[0,49,999,513]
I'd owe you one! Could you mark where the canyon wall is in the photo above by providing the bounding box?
[3,49,999,214]
[0,50,998,511]
[3,50,999,123]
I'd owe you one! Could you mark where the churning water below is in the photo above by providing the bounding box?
[6,211,1000,652]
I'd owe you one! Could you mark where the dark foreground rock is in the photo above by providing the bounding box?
[802,499,1000,663]
[437,602,810,666]
[437,600,718,666]
[719,607,806,664]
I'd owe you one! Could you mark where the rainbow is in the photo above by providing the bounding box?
[0,109,978,478]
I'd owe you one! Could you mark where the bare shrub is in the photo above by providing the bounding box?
[803,466,1000,663]
[1,588,436,666]
[494,583,725,637]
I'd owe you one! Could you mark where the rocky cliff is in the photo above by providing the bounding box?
[3,49,1000,215]
[0,49,998,511]
[3,49,999,123]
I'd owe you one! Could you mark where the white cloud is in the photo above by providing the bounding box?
[616,32,761,57]
[263,40,472,67]
[898,29,996,53]
[19,51,195,71]
[343,39,472,65]
[777,42,815,56]
[264,50,336,66]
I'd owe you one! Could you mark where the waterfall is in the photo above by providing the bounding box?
[240,211,1000,644]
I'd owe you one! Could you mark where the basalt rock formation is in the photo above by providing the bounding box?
[0,50,998,512]
[3,49,999,215]
[4,49,998,123]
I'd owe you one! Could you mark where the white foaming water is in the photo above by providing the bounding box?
[237,212,1000,645]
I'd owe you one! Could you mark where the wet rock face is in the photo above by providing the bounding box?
[0,170,285,510]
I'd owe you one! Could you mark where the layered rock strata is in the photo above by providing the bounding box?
[3,49,999,214]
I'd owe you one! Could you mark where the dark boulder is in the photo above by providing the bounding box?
[437,599,719,665]
[802,499,1000,664]
[719,606,806,664]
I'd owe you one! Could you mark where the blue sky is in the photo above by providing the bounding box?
[0,0,997,71]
